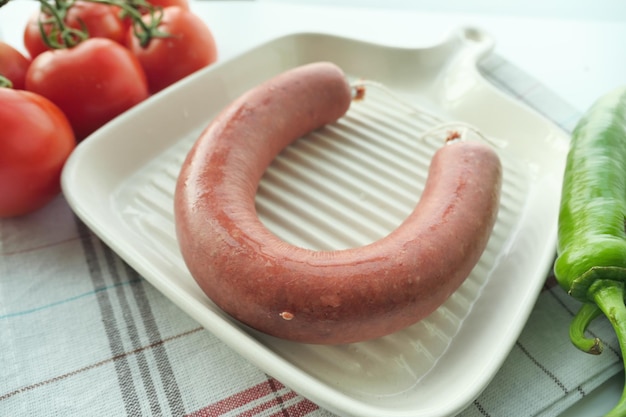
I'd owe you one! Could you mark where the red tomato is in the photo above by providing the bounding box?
[0,42,31,90]
[126,6,217,94]
[0,88,76,217]
[24,2,126,58]
[25,38,149,141]
[23,12,49,58]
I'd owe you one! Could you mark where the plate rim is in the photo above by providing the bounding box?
[61,28,569,417]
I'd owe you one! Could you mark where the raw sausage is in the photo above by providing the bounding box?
[175,62,502,344]
[174,62,502,344]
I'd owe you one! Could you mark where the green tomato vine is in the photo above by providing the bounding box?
[0,0,170,49]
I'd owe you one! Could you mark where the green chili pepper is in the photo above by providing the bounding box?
[554,85,626,417]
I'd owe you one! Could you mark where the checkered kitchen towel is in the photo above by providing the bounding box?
[1,53,623,417]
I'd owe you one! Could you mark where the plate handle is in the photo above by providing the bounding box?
[430,26,496,104]
[454,27,495,60]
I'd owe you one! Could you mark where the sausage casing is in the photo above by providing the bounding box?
[174,62,502,344]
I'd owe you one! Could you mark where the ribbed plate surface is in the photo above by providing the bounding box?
[113,82,527,397]
[62,30,569,417]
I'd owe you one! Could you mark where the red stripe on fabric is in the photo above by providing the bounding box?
[269,398,319,417]
[186,378,286,417]
[236,390,298,417]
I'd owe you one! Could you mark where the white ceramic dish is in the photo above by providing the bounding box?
[61,27,570,417]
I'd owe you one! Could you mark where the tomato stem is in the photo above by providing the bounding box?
[29,0,169,49]
[0,75,13,89]
[83,0,171,47]
[35,0,88,49]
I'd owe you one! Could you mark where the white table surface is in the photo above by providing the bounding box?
[1,1,625,415]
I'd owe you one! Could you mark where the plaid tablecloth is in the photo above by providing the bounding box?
[1,48,623,417]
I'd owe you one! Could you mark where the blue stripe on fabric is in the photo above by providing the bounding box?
[0,278,141,319]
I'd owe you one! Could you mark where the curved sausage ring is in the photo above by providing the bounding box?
[174,62,502,344]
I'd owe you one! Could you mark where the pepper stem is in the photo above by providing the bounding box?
[569,302,603,354]
[591,280,626,417]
